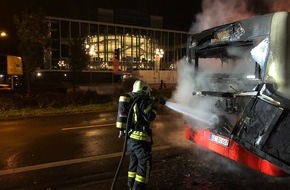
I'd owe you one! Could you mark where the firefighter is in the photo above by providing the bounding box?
[119,80,157,190]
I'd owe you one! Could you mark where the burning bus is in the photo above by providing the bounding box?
[179,12,290,176]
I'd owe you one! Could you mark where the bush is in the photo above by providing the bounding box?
[37,92,66,108]
[0,90,113,111]
[0,92,17,110]
[0,79,174,112]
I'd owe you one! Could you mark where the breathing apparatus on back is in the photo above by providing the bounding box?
[116,80,152,137]
[116,80,167,134]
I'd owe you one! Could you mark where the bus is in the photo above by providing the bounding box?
[183,12,290,176]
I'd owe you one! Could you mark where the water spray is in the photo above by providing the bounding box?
[165,101,219,126]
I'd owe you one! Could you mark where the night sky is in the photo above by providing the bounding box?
[0,0,202,55]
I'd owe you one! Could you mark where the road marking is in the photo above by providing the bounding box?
[62,123,115,131]
[0,145,171,176]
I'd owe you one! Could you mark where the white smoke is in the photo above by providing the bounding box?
[170,0,264,128]
[190,0,290,34]
[172,58,196,106]
[190,0,253,34]
[165,0,290,175]
[171,0,290,120]
[172,58,217,110]
[171,58,225,128]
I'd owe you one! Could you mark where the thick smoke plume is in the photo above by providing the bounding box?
[172,0,290,127]
[190,0,290,34]
[167,0,290,173]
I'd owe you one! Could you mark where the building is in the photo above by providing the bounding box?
[38,9,189,87]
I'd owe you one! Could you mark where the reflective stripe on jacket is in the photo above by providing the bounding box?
[132,97,157,125]
[129,131,151,142]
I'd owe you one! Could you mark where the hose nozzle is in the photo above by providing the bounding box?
[158,97,167,105]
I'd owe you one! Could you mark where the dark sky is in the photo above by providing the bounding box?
[0,0,201,54]
[0,0,202,55]
[1,0,202,30]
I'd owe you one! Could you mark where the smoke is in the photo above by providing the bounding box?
[169,0,290,125]
[173,0,290,108]
[171,58,217,111]
[165,0,290,175]
[190,0,250,33]
[172,58,196,106]
[171,59,255,130]
[190,0,290,34]
[170,0,290,127]
[171,58,225,128]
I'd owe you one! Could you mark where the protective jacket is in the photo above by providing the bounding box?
[128,92,156,141]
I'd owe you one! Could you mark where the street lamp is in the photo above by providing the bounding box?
[154,48,164,71]
[154,48,164,84]
[0,31,7,37]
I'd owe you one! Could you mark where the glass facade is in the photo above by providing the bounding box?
[44,17,189,74]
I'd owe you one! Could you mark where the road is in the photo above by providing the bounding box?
[0,107,290,190]
[0,107,184,189]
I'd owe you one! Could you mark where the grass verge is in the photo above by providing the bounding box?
[0,101,118,120]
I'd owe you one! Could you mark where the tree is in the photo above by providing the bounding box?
[69,37,90,92]
[14,9,50,95]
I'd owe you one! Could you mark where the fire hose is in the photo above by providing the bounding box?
[110,95,144,190]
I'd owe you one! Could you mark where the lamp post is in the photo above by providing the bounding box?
[154,48,164,70]
[0,31,7,38]
[0,31,8,87]
[154,48,164,84]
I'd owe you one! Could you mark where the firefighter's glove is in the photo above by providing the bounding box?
[118,130,126,138]
[158,97,167,105]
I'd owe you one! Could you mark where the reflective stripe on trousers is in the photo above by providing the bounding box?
[135,160,150,184]
[127,138,152,189]
[128,171,136,178]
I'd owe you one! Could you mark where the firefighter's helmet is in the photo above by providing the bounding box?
[132,80,150,95]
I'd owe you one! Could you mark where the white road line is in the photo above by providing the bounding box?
[62,123,115,131]
[0,145,171,176]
